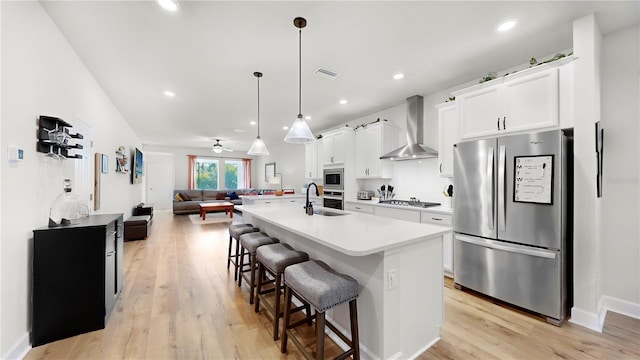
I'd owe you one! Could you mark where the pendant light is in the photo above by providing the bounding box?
[248,72,270,155]
[284,17,315,144]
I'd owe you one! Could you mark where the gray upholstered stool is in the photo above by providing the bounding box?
[255,243,310,340]
[228,224,259,281]
[238,232,279,304]
[281,260,360,360]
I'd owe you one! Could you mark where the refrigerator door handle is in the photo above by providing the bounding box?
[498,145,506,231]
[487,147,494,230]
[456,234,557,259]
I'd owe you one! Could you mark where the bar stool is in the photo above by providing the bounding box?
[238,232,279,304]
[281,260,360,360]
[227,224,259,280]
[254,243,310,340]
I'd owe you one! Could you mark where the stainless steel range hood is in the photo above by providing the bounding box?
[380,95,438,160]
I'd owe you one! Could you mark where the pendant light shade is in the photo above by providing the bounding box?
[284,17,314,144]
[248,72,270,156]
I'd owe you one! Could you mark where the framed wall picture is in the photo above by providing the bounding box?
[101,154,108,174]
[265,162,276,183]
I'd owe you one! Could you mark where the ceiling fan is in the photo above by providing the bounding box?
[211,139,233,153]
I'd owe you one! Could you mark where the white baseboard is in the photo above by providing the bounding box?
[570,295,640,333]
[2,332,30,360]
[599,295,640,321]
[570,306,602,332]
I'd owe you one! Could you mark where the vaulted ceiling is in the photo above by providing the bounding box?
[41,1,639,152]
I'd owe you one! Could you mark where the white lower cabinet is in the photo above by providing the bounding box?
[421,211,453,277]
[373,206,421,223]
[344,202,374,214]
[242,198,283,206]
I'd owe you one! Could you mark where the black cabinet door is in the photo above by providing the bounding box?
[32,214,123,347]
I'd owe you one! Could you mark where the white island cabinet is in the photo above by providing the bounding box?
[241,202,450,359]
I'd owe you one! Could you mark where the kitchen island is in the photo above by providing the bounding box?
[241,202,451,360]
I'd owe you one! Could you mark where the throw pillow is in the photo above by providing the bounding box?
[229,191,238,200]
[174,193,184,202]
[216,192,226,200]
[179,192,191,201]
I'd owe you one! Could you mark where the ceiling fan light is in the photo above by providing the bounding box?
[284,116,314,144]
[248,136,270,155]
[212,146,223,154]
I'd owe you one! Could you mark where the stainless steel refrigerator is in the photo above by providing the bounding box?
[453,129,571,325]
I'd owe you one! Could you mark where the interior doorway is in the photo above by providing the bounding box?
[145,153,174,210]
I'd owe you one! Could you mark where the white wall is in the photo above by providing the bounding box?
[252,142,305,191]
[600,25,640,312]
[1,2,142,357]
[141,144,259,190]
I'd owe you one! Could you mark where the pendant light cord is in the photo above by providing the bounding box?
[257,75,260,137]
[298,27,302,118]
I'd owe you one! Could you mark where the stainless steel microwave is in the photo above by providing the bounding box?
[323,168,344,190]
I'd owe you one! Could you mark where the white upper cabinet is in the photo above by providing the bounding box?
[321,128,349,166]
[354,122,399,179]
[304,141,320,179]
[454,66,560,140]
[436,102,458,178]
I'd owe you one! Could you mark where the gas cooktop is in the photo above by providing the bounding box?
[378,200,441,208]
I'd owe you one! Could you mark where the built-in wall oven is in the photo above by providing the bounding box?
[323,190,344,210]
[323,168,344,191]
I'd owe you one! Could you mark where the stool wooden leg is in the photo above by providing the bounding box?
[249,254,256,304]
[254,263,264,313]
[280,285,293,353]
[273,273,282,341]
[350,299,360,360]
[316,311,325,360]
[238,247,245,287]
[234,238,241,280]
[227,235,233,270]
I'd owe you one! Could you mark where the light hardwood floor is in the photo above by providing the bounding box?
[26,210,640,359]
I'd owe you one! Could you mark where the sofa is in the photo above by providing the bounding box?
[172,189,277,215]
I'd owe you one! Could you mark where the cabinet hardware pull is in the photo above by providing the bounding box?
[497,118,500,130]
[355,207,361,210]
[439,163,443,173]
[431,217,443,221]
[503,117,506,130]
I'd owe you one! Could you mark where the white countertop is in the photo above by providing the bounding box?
[239,194,306,200]
[345,198,454,215]
[241,202,451,257]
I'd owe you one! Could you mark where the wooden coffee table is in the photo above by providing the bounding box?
[199,202,234,220]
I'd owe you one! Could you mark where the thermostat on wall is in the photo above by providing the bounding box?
[8,146,24,162]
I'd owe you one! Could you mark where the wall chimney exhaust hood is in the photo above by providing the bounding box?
[380,95,438,160]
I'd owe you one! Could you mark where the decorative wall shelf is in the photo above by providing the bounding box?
[37,115,83,159]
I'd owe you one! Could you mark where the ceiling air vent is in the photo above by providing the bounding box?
[314,68,339,79]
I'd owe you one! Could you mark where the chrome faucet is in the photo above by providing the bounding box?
[306,183,319,215]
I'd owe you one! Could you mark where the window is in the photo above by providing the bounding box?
[194,158,219,190]
[225,160,244,190]
[189,157,251,190]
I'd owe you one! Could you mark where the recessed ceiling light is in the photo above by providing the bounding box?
[157,0,179,12]
[250,121,256,125]
[339,99,348,104]
[497,20,517,32]
[233,129,247,133]
[283,126,289,130]
[163,90,175,97]
[393,73,404,80]
[305,116,311,120]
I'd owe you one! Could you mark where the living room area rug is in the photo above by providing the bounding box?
[188,213,239,225]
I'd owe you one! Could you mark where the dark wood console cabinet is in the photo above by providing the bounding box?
[32,214,124,346]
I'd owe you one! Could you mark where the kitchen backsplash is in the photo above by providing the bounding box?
[358,158,452,204]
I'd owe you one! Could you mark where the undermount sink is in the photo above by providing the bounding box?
[313,209,349,216]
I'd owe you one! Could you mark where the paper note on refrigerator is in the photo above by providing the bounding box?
[514,155,553,204]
